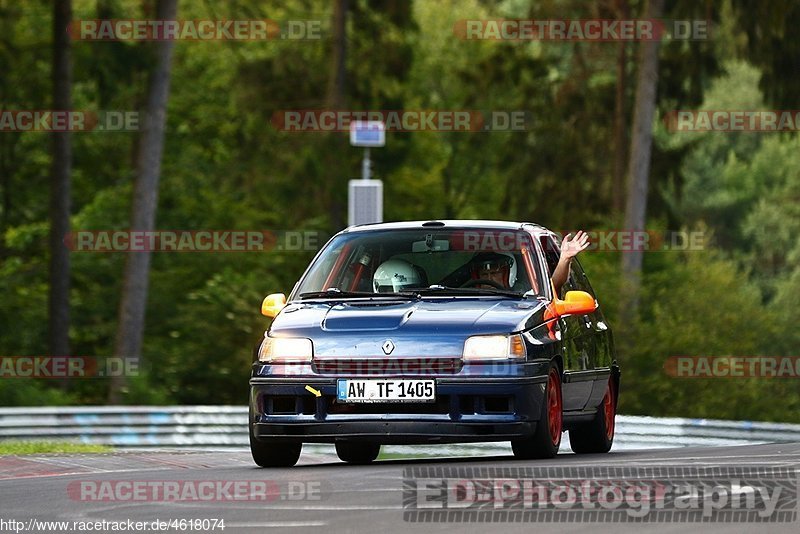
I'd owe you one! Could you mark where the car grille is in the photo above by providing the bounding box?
[313,357,462,375]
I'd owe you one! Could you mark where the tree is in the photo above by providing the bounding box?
[49,0,72,365]
[620,0,664,317]
[326,0,347,109]
[325,0,348,229]
[733,0,800,108]
[611,0,629,215]
[109,0,178,403]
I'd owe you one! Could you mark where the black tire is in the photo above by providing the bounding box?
[569,376,616,454]
[249,428,302,467]
[511,362,563,459]
[335,442,380,464]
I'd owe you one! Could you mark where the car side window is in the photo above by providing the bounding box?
[541,236,560,277]
[539,235,594,299]
[567,259,595,297]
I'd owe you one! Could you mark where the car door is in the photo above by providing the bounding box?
[568,258,615,410]
[535,233,596,412]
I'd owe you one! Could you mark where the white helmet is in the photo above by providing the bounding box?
[373,259,422,292]
[501,252,518,287]
[473,252,517,287]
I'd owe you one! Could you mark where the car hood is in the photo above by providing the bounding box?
[268,298,548,357]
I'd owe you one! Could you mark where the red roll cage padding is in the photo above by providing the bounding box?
[520,245,539,295]
[322,242,352,291]
[348,255,371,291]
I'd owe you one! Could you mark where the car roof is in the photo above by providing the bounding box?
[340,220,549,234]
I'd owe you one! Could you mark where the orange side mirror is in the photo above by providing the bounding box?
[261,293,286,318]
[553,290,597,317]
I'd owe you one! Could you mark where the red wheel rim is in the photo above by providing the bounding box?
[603,378,616,441]
[547,368,562,445]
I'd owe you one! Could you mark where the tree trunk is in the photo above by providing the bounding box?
[326,0,347,109]
[326,0,348,230]
[109,0,178,403]
[49,0,72,368]
[620,0,664,316]
[611,0,629,215]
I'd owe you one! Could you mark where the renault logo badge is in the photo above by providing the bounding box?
[381,339,395,355]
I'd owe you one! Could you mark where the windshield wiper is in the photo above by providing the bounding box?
[299,288,420,300]
[416,285,524,299]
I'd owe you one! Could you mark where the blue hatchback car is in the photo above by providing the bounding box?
[250,220,618,466]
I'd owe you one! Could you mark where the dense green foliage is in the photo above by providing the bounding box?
[0,1,798,422]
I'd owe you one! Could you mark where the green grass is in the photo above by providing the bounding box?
[377,451,420,460]
[0,441,112,455]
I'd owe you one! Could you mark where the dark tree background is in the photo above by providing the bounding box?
[0,0,798,422]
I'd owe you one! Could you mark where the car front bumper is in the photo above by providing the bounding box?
[249,374,547,444]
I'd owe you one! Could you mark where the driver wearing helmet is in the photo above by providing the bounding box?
[470,230,590,294]
[471,252,517,289]
[372,258,424,293]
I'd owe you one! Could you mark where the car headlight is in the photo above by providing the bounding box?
[258,337,313,363]
[463,334,526,361]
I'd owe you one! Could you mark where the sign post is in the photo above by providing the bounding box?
[348,121,385,226]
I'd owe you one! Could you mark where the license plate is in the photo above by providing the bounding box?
[336,379,435,403]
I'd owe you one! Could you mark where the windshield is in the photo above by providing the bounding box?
[293,228,545,299]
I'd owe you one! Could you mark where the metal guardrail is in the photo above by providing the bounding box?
[1,406,799,451]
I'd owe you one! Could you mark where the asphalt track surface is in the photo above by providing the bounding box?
[1,443,798,534]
